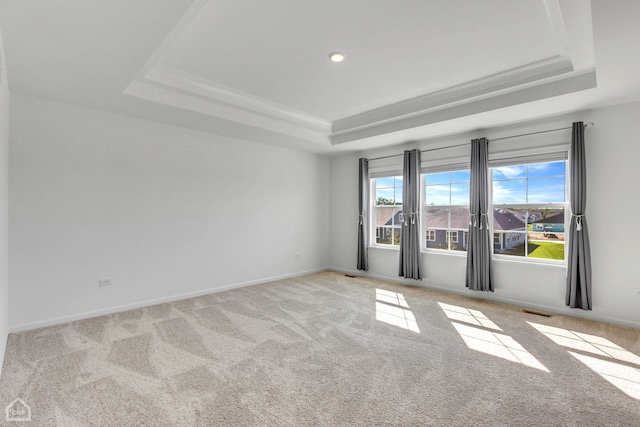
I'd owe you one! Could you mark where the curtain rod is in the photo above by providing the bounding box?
[367,122,593,162]
[367,142,469,161]
[489,122,593,143]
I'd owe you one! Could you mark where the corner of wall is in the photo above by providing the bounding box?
[0,24,11,374]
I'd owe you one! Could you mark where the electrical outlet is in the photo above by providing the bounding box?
[99,278,112,287]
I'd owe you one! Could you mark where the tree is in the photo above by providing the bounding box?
[377,197,400,206]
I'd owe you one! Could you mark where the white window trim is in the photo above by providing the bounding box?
[490,157,569,265]
[422,167,470,254]
[369,147,569,264]
[370,176,403,249]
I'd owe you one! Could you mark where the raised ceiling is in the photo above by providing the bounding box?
[1,0,639,153]
[161,0,562,120]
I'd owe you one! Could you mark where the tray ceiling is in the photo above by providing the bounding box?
[3,0,637,153]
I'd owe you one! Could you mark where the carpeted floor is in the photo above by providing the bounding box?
[0,271,638,426]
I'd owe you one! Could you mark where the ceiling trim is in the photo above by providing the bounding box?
[132,0,211,80]
[542,0,571,59]
[123,77,331,146]
[124,0,331,147]
[121,0,595,150]
[331,55,574,135]
[144,64,331,132]
[330,69,596,145]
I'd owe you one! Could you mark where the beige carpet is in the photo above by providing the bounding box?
[0,271,639,426]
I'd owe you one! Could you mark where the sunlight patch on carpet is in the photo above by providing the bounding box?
[527,322,640,365]
[450,322,549,371]
[439,303,548,371]
[529,322,640,400]
[568,351,640,400]
[438,302,502,331]
[375,289,420,333]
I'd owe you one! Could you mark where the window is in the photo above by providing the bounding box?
[373,176,403,246]
[492,160,566,261]
[424,170,470,251]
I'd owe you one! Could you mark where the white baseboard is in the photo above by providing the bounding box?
[328,267,640,330]
[9,267,329,333]
[11,266,638,333]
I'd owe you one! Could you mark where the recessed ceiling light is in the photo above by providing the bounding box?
[329,52,345,63]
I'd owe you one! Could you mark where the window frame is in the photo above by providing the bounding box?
[370,175,404,249]
[368,148,569,265]
[426,229,436,241]
[422,167,470,255]
[490,158,569,265]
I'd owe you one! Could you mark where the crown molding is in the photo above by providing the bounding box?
[330,69,596,145]
[122,0,594,149]
[332,56,574,136]
[144,64,331,132]
[123,77,331,146]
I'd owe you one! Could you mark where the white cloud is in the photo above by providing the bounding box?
[426,185,450,192]
[492,182,513,200]
[494,166,525,179]
[528,163,549,172]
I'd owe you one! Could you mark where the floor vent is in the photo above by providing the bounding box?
[522,309,552,318]
[344,274,357,278]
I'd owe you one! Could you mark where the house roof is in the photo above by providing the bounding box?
[385,211,403,227]
[375,206,402,227]
[493,210,526,231]
[425,208,469,230]
[532,212,565,224]
[426,207,526,231]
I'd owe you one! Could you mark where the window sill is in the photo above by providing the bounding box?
[369,245,567,267]
[493,255,567,268]
[422,249,468,258]
[369,244,400,252]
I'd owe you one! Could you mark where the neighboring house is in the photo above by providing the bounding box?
[527,212,541,223]
[531,212,565,234]
[375,206,403,243]
[425,208,469,250]
[425,208,528,252]
[493,209,526,251]
[385,207,558,250]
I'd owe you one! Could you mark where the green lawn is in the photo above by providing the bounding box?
[496,241,565,260]
[528,241,565,260]
[499,245,526,257]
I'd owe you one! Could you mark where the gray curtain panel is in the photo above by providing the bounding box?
[357,158,369,271]
[398,149,422,280]
[566,122,592,309]
[466,137,493,291]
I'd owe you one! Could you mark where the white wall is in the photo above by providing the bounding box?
[9,94,330,330]
[0,27,10,366]
[581,101,640,328]
[7,90,640,333]
[330,104,640,328]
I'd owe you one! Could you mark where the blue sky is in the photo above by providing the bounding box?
[375,176,403,204]
[376,161,566,206]
[425,170,470,205]
[492,161,566,204]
